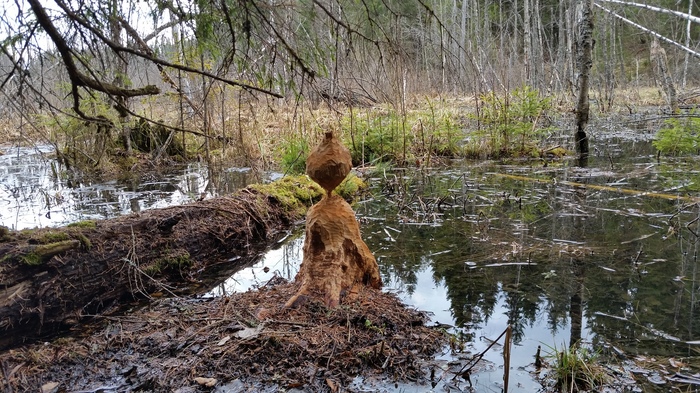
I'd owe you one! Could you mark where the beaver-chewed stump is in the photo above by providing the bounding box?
[305,131,352,195]
[286,194,381,307]
[286,131,381,307]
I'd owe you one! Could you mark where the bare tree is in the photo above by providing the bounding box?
[574,0,594,159]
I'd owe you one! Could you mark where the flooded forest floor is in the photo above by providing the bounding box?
[4,116,700,392]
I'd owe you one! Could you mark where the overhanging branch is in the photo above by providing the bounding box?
[595,0,700,25]
[594,3,700,59]
[52,0,284,98]
[26,0,160,100]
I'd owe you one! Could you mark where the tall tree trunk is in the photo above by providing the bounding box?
[683,1,693,88]
[524,0,533,84]
[651,38,679,113]
[574,0,593,158]
[109,1,131,153]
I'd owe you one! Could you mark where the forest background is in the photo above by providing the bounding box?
[0,0,698,177]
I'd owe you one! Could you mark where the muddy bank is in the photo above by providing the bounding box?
[0,176,338,350]
[0,280,447,392]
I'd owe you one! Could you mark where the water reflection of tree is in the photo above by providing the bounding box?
[364,223,436,294]
[363,166,700,357]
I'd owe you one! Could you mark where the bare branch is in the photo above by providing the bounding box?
[594,0,700,24]
[594,3,700,59]
[51,0,284,98]
[26,0,160,99]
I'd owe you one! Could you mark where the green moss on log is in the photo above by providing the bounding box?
[251,174,367,216]
[250,175,324,216]
[21,240,81,266]
[36,231,70,243]
[145,250,192,275]
[73,233,92,250]
[67,220,97,229]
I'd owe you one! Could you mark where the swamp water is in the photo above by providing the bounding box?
[3,127,700,392]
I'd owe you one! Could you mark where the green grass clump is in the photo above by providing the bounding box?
[342,100,464,166]
[280,137,310,175]
[547,344,609,392]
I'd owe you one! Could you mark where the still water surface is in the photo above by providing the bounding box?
[3,128,700,391]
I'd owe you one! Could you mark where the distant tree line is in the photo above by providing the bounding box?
[0,0,698,164]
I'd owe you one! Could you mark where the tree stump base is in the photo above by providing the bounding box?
[286,194,381,308]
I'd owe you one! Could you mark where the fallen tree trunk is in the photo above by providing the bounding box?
[0,176,332,350]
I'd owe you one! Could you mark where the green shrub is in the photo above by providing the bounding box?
[469,85,552,157]
[653,115,700,155]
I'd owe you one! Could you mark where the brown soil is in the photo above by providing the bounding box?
[0,279,447,392]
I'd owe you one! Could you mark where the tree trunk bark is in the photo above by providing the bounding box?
[651,38,679,113]
[574,0,593,158]
[0,179,320,350]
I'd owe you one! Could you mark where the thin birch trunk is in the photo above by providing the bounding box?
[682,0,693,88]
[651,38,679,113]
[575,0,593,158]
[524,0,532,84]
[460,0,468,85]
[534,0,544,90]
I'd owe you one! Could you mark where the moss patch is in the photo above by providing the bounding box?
[250,175,325,216]
[73,233,92,250]
[66,220,97,229]
[20,240,81,266]
[34,231,70,244]
[146,249,192,275]
[251,174,368,216]
[336,174,367,200]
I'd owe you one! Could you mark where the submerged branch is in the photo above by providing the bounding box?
[494,173,700,203]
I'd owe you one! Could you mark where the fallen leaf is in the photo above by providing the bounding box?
[194,377,217,387]
[41,382,60,393]
[217,335,231,346]
[235,325,263,339]
[326,378,338,393]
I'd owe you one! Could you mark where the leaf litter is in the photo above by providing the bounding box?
[0,278,447,392]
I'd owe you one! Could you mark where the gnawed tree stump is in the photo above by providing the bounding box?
[286,132,381,307]
[286,194,381,307]
[305,131,352,195]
